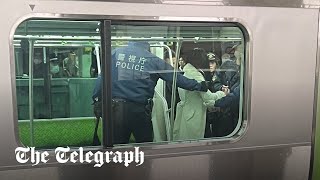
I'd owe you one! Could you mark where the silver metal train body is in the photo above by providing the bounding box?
[0,0,319,180]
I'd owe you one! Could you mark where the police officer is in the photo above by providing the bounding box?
[92,41,208,144]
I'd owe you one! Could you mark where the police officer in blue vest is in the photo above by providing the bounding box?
[92,41,208,144]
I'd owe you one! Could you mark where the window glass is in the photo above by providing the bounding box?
[109,22,245,145]
[14,20,102,148]
[14,19,246,148]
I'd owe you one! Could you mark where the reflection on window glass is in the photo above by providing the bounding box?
[14,20,102,148]
[104,23,245,145]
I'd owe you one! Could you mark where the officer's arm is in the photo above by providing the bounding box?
[175,73,206,91]
[213,93,234,108]
[190,71,226,107]
[154,57,205,91]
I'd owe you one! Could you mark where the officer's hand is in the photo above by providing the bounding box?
[200,81,208,92]
[223,87,230,95]
[221,85,229,92]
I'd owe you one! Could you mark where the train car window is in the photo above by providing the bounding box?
[13,19,246,148]
[14,20,102,148]
[109,22,246,145]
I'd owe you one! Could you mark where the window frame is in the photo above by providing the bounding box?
[102,19,250,148]
[11,15,252,152]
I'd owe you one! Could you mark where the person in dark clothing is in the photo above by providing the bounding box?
[90,47,100,78]
[212,60,240,93]
[92,41,208,144]
[210,84,240,137]
[204,52,222,138]
[163,50,180,110]
[20,39,30,76]
[205,52,241,137]
[49,57,63,78]
[205,52,219,86]
[33,51,45,78]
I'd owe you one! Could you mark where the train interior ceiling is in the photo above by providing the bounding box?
[14,19,245,148]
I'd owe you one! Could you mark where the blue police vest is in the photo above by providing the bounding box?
[92,41,202,104]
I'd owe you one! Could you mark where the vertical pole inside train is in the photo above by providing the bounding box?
[95,44,101,74]
[28,39,34,146]
[169,40,182,140]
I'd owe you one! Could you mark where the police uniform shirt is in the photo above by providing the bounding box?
[93,41,202,104]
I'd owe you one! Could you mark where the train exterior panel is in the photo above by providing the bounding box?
[0,0,319,180]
